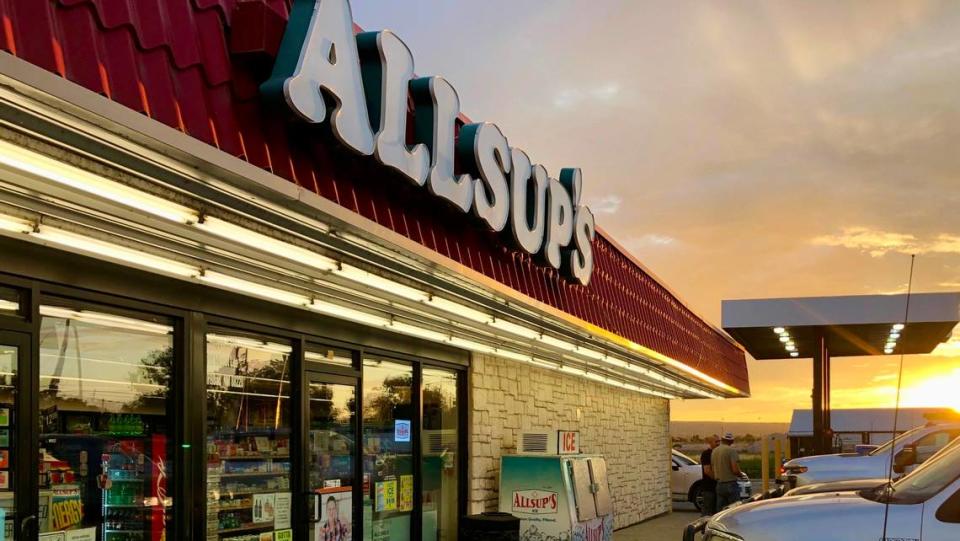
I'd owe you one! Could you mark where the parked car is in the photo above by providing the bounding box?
[672,449,752,511]
[783,436,960,497]
[701,432,960,541]
[779,421,960,488]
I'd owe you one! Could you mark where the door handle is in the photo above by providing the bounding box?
[20,514,36,537]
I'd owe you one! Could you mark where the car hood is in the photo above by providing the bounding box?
[784,477,889,496]
[709,492,912,541]
[785,453,887,473]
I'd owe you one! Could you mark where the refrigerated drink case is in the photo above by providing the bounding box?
[499,455,614,541]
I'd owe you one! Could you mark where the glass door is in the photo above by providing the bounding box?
[306,372,358,541]
[0,333,23,540]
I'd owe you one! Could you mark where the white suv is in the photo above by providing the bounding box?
[780,422,960,488]
[703,432,960,541]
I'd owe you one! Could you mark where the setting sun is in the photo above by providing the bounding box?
[900,367,960,413]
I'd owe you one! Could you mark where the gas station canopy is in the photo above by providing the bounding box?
[722,293,960,360]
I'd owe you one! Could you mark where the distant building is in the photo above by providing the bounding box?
[788,407,960,456]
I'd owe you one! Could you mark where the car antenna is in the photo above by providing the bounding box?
[880,254,916,540]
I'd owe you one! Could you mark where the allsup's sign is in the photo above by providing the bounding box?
[511,490,559,515]
[262,0,597,285]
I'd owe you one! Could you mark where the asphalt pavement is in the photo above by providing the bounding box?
[614,502,701,541]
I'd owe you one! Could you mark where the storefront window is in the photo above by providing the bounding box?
[38,305,174,540]
[363,359,413,541]
[205,333,293,541]
[0,343,16,540]
[0,287,19,318]
[308,378,356,541]
[421,368,458,541]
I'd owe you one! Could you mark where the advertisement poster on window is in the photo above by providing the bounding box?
[398,475,413,512]
[274,492,292,529]
[317,488,351,541]
[252,493,276,523]
[49,486,84,531]
[374,480,396,512]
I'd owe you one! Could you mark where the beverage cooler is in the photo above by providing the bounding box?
[499,433,613,541]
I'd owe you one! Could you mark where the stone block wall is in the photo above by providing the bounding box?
[469,353,671,529]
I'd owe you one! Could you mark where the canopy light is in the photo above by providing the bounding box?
[893,323,905,331]
[0,139,198,224]
[773,327,785,334]
[197,216,337,271]
[34,226,200,278]
[0,213,33,234]
[790,352,799,357]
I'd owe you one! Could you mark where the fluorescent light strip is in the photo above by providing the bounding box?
[0,213,33,233]
[531,358,561,370]
[335,263,428,302]
[540,334,577,352]
[0,139,197,224]
[447,337,497,355]
[309,299,392,327]
[0,300,17,312]
[201,271,311,307]
[34,226,200,278]
[489,317,540,339]
[425,296,492,324]
[39,306,172,335]
[197,216,337,271]
[390,321,449,342]
[576,347,607,361]
[560,365,587,377]
[494,349,533,363]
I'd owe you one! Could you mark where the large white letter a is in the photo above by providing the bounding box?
[262,0,374,155]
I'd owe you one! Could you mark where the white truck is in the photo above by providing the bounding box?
[701,432,960,541]
[779,421,960,488]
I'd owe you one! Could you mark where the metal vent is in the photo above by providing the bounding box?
[521,432,550,454]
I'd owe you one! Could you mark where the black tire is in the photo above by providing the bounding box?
[689,482,704,512]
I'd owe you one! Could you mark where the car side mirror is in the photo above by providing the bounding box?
[672,464,680,471]
[894,446,917,473]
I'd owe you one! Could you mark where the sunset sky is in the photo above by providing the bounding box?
[352,1,960,422]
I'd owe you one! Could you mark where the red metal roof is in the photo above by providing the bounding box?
[0,0,748,393]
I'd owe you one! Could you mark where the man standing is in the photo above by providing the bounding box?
[699,435,720,515]
[711,432,743,510]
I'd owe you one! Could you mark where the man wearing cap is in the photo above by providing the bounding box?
[711,433,743,510]
[699,435,720,516]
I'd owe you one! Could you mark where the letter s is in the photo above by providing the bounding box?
[457,123,511,232]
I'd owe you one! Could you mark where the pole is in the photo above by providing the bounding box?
[761,437,770,493]
[774,438,783,476]
[812,334,831,454]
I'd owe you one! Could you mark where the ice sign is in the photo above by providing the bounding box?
[394,420,411,442]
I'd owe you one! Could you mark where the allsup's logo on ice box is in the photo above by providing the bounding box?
[263,0,597,285]
[512,490,559,514]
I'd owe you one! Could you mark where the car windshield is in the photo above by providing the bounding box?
[868,426,926,456]
[862,439,960,504]
[673,451,697,466]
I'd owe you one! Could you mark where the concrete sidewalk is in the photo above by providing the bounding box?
[614,505,701,541]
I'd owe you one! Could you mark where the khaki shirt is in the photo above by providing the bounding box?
[710,444,740,482]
